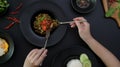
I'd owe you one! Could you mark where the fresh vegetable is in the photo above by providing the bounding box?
[105,0,120,19]
[80,53,92,67]
[4,17,20,30]
[6,17,20,23]
[0,0,9,13]
[80,53,89,63]
[4,22,15,30]
[105,7,116,17]
[9,3,23,15]
[82,60,91,67]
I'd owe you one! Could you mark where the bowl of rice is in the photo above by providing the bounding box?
[0,31,14,64]
[0,38,9,57]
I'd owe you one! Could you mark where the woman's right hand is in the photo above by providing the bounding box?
[70,17,93,41]
[23,48,48,67]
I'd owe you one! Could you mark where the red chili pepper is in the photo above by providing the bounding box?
[10,11,19,15]
[4,22,15,30]
[4,17,20,30]
[9,3,23,15]
[15,3,23,11]
[6,17,20,23]
[5,3,23,30]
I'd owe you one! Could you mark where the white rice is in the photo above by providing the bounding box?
[0,38,5,56]
[67,59,82,67]
[0,48,5,56]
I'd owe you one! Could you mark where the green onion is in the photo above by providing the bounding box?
[39,15,45,22]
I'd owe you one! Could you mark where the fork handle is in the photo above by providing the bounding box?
[59,21,73,24]
[60,20,87,25]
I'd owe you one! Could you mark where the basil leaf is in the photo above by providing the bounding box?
[105,7,116,17]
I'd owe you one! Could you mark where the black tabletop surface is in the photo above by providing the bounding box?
[0,0,120,67]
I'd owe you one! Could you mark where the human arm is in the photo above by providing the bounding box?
[23,48,48,67]
[70,17,120,67]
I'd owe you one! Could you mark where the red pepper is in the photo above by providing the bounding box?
[6,17,20,23]
[4,22,15,30]
[10,11,19,15]
[40,20,52,30]
[4,17,20,30]
[9,3,23,15]
[42,25,47,31]
[15,3,23,11]
[4,3,23,30]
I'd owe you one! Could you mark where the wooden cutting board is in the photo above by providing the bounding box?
[102,0,120,27]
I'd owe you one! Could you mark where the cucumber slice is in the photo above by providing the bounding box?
[82,60,91,67]
[80,53,89,63]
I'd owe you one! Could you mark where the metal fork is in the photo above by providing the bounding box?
[43,29,51,48]
[59,20,87,25]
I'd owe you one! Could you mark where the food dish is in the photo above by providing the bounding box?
[102,0,120,27]
[20,1,68,47]
[76,0,90,8]
[51,47,98,67]
[71,0,96,13]
[0,30,14,64]
[67,59,82,67]
[0,38,9,56]
[33,13,58,36]
[67,59,83,67]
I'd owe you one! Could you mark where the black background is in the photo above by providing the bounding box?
[0,0,120,67]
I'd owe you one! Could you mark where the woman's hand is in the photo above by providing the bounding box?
[70,17,120,67]
[23,48,48,67]
[70,17,92,41]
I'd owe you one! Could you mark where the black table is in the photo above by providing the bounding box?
[0,0,120,67]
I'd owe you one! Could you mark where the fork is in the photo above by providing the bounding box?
[43,29,51,49]
[59,20,87,25]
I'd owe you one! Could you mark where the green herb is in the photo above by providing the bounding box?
[39,15,45,22]
[36,15,45,25]
[105,7,117,17]
[0,0,9,13]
